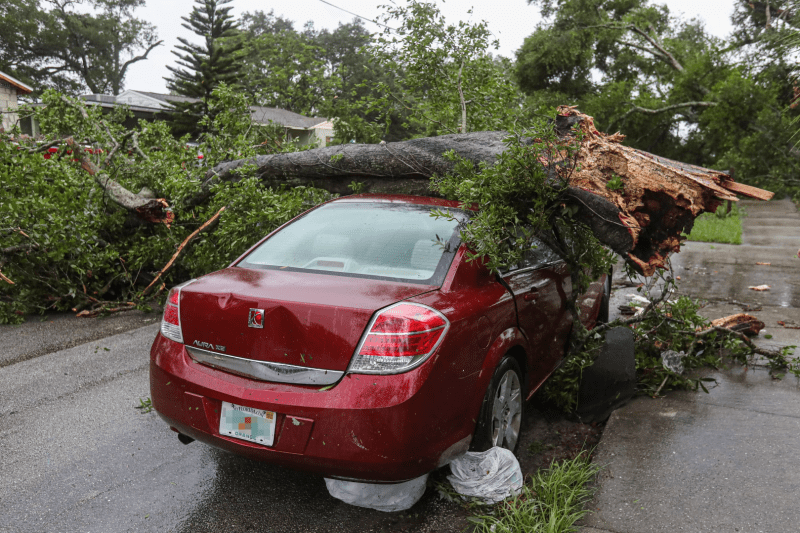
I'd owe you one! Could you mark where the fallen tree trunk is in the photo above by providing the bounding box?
[206,107,773,275]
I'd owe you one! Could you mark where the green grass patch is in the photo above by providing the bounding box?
[685,204,743,244]
[468,452,600,533]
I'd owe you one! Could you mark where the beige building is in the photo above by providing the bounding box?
[0,70,33,132]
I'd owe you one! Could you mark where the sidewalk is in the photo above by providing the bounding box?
[583,199,800,533]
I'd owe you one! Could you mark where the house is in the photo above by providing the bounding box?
[83,90,334,147]
[0,70,33,132]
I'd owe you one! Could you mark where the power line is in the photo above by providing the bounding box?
[315,0,395,30]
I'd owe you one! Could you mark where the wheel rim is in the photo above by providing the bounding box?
[490,369,522,450]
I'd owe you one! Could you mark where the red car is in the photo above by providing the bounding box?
[150,194,607,482]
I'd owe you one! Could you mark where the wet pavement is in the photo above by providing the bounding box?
[0,321,472,533]
[0,309,159,368]
[583,198,800,532]
[0,311,597,533]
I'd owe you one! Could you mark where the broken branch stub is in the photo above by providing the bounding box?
[552,106,772,275]
[65,138,174,226]
[207,107,773,275]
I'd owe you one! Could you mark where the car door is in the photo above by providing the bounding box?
[501,238,573,385]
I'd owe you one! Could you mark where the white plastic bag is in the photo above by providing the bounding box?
[324,473,428,512]
[447,447,523,504]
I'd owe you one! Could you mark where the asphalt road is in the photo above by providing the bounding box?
[0,315,475,533]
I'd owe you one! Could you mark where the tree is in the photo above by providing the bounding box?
[314,19,421,143]
[361,0,520,139]
[0,0,161,96]
[166,0,243,137]
[515,0,800,199]
[1,86,323,322]
[233,12,337,116]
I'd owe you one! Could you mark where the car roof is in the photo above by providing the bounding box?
[330,194,468,210]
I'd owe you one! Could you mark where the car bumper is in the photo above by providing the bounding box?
[150,333,471,482]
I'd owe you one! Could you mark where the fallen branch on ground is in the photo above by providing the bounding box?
[75,302,137,318]
[691,326,789,361]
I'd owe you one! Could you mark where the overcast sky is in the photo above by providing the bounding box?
[123,0,739,94]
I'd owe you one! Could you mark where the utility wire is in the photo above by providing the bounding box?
[315,0,395,30]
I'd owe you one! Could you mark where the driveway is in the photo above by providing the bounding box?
[582,198,800,533]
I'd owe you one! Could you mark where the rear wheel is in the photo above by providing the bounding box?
[471,357,523,453]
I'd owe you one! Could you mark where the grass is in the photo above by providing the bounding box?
[135,397,153,413]
[685,203,743,244]
[468,452,600,533]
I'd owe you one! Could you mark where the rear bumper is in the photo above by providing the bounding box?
[150,333,472,482]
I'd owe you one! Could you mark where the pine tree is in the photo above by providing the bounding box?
[165,0,243,137]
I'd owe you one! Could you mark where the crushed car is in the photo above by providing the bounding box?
[150,194,607,482]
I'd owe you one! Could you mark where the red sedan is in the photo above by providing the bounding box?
[150,194,607,482]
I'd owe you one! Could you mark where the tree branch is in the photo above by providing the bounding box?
[64,137,173,225]
[2,243,40,255]
[616,39,668,61]
[457,59,467,133]
[140,206,226,297]
[618,101,718,124]
[119,40,164,76]
[632,24,684,72]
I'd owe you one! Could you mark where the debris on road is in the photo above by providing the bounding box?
[749,285,771,291]
[324,474,429,512]
[755,262,771,266]
[661,350,687,374]
[447,447,523,504]
[709,314,766,336]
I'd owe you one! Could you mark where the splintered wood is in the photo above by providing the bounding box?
[208,106,774,276]
[554,106,773,275]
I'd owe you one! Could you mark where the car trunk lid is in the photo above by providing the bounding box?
[179,267,436,374]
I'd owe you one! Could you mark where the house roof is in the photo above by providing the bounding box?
[132,91,200,105]
[0,70,33,94]
[250,106,327,129]
[86,90,329,130]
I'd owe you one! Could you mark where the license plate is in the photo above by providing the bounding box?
[219,402,276,446]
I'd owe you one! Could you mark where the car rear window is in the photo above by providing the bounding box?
[239,201,467,285]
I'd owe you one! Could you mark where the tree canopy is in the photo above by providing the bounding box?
[515,0,800,198]
[0,0,161,96]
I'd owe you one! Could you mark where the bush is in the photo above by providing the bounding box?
[0,86,330,323]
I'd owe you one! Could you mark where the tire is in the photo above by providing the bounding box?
[597,267,612,325]
[470,357,524,453]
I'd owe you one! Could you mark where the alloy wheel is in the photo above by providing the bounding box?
[490,369,522,450]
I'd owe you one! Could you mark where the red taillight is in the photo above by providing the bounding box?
[160,282,195,343]
[360,331,444,357]
[163,302,179,325]
[167,287,180,306]
[369,303,446,334]
[349,303,449,374]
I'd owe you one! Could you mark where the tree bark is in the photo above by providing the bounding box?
[205,107,773,276]
[65,138,174,225]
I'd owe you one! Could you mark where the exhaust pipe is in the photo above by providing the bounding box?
[177,433,195,445]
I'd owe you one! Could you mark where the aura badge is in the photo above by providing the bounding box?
[248,308,265,329]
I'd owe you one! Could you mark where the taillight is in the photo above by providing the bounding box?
[348,303,449,374]
[160,280,195,343]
